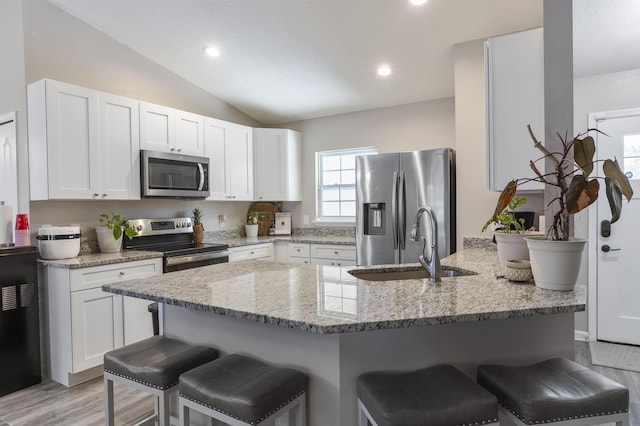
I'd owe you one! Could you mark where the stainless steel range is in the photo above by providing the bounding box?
[123,217,229,273]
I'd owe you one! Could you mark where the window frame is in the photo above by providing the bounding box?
[315,147,378,224]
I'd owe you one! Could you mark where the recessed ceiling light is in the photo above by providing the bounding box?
[377,65,392,77]
[204,46,221,57]
[409,0,427,5]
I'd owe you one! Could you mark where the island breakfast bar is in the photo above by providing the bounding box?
[103,248,586,426]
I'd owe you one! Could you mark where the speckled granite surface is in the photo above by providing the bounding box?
[39,250,163,269]
[208,234,356,247]
[102,248,586,335]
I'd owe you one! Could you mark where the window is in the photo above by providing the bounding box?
[316,147,377,221]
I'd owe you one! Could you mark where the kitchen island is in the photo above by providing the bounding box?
[103,248,585,425]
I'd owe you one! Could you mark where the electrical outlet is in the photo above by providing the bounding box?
[218,214,226,227]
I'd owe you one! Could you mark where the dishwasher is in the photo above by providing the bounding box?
[0,245,40,396]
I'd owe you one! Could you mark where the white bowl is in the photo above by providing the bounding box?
[37,225,81,260]
[504,259,533,282]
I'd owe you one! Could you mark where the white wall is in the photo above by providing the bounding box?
[280,98,456,229]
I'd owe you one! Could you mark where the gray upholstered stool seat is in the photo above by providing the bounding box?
[477,357,630,425]
[356,364,499,426]
[179,353,307,426]
[104,336,219,426]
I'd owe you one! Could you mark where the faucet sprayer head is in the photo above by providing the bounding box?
[410,224,419,241]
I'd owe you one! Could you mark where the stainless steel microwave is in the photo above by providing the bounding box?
[141,150,210,198]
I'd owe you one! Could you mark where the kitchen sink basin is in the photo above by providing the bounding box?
[348,266,477,281]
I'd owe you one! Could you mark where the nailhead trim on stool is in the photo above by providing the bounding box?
[178,354,307,425]
[357,364,499,426]
[477,358,630,425]
[104,336,219,426]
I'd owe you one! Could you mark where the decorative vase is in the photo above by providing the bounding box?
[494,231,542,270]
[95,226,123,253]
[244,224,259,238]
[525,236,586,291]
[192,224,204,244]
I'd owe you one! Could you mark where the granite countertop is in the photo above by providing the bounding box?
[209,235,355,248]
[39,250,163,269]
[102,248,586,334]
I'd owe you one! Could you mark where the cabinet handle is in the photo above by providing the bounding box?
[250,251,254,255]
[119,272,125,276]
[102,193,108,197]
[177,148,182,153]
[93,193,99,197]
[170,148,176,152]
[334,251,339,254]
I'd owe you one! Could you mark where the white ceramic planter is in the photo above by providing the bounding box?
[244,224,259,238]
[95,226,123,253]
[494,231,541,270]
[525,236,586,291]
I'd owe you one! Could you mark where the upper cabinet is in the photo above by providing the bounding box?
[253,128,302,201]
[139,101,204,156]
[28,79,140,200]
[204,118,254,201]
[486,28,544,191]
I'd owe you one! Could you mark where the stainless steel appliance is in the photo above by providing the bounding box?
[123,217,229,272]
[356,148,456,266]
[0,245,40,396]
[141,150,210,198]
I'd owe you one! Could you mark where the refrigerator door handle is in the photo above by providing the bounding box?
[398,171,406,250]
[392,171,399,249]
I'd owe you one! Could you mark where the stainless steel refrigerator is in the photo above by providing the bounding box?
[356,148,456,266]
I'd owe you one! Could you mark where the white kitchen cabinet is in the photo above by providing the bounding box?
[229,243,274,262]
[253,128,302,201]
[288,242,311,264]
[140,101,205,156]
[204,118,254,201]
[486,28,544,191]
[42,258,162,387]
[310,244,356,267]
[27,79,140,200]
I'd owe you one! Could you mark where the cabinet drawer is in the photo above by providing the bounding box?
[310,244,356,261]
[287,257,311,265]
[229,244,274,262]
[69,259,162,292]
[311,258,356,267]
[288,243,310,258]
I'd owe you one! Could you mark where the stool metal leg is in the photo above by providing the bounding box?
[179,398,189,426]
[104,376,114,426]
[357,399,377,426]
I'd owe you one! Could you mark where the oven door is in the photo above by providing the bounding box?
[141,150,210,198]
[164,249,230,273]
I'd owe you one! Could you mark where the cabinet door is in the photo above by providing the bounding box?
[486,28,544,191]
[254,128,289,201]
[140,101,175,153]
[175,110,204,156]
[229,244,274,262]
[123,296,154,345]
[98,93,140,200]
[204,118,230,200]
[227,124,254,200]
[71,288,123,372]
[44,80,100,199]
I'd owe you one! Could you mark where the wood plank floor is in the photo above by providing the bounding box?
[0,341,637,425]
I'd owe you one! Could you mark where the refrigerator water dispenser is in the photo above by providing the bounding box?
[363,203,386,235]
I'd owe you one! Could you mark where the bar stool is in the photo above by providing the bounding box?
[104,335,219,426]
[477,357,630,425]
[357,364,499,426]
[178,353,307,425]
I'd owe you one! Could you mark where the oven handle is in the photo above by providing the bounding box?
[197,163,205,191]
[165,250,230,266]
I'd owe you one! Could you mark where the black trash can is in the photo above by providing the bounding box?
[147,302,159,336]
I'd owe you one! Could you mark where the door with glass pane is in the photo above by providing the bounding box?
[595,111,640,345]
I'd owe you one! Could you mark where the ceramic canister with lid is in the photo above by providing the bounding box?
[36,225,81,260]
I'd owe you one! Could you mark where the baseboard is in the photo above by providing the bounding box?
[574,330,589,342]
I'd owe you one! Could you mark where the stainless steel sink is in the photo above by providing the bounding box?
[348,266,477,281]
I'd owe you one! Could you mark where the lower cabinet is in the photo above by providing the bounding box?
[275,242,356,266]
[229,243,274,262]
[42,258,162,387]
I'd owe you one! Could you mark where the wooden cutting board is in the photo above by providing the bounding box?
[248,202,282,236]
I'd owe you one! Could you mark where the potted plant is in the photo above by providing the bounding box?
[245,211,264,238]
[482,196,540,269]
[192,208,204,244]
[492,125,633,290]
[95,212,138,253]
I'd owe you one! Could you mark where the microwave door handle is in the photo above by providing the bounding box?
[197,163,205,190]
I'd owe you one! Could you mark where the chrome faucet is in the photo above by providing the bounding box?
[410,205,441,282]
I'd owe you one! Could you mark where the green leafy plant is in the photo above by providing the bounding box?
[98,212,138,240]
[492,125,633,241]
[247,211,265,225]
[482,196,527,234]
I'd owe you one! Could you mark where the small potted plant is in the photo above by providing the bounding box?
[192,208,204,244]
[482,196,540,269]
[491,125,633,290]
[245,211,264,238]
[95,212,138,253]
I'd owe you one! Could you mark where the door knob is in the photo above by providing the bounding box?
[601,245,621,252]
